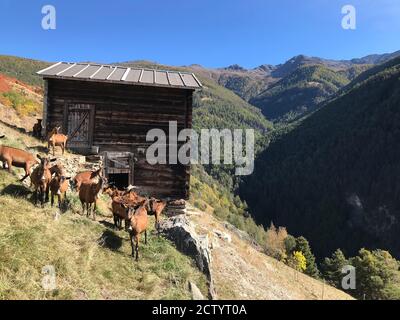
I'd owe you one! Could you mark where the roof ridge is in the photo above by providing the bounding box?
[36,62,202,89]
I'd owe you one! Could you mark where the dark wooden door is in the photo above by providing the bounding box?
[65,104,94,148]
[103,152,135,186]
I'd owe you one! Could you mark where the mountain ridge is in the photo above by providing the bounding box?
[239,55,400,259]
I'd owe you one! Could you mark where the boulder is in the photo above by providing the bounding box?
[213,229,232,243]
[189,281,205,300]
[159,214,217,299]
[159,215,211,276]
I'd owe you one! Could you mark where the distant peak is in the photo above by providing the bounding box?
[287,54,309,63]
[255,64,275,72]
[188,64,203,68]
[224,64,246,71]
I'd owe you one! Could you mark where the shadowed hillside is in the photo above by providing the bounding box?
[240,56,400,259]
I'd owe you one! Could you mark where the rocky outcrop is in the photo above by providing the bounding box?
[188,281,205,300]
[159,214,216,299]
[223,221,263,252]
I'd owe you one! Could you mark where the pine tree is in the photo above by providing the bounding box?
[350,249,400,300]
[321,249,348,287]
[284,235,297,254]
[295,236,319,278]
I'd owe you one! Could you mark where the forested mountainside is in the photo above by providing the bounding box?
[249,65,351,121]
[239,56,400,260]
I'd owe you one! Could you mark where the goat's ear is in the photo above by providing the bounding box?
[121,203,128,209]
[50,158,57,162]
[65,177,72,180]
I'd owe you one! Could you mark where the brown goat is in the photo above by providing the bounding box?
[111,197,133,230]
[48,127,68,156]
[79,176,106,221]
[127,202,149,261]
[104,186,128,229]
[32,119,42,139]
[147,198,167,232]
[103,186,124,199]
[49,164,71,209]
[104,186,146,230]
[49,162,65,176]
[30,155,55,207]
[0,143,39,181]
[72,168,102,192]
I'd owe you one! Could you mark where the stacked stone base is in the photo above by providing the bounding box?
[165,199,187,216]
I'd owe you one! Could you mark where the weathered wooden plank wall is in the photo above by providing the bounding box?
[45,78,193,199]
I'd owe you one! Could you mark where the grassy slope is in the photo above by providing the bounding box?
[0,55,50,88]
[0,122,207,300]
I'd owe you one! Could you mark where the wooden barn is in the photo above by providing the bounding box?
[37,62,202,199]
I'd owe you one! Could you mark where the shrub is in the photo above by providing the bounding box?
[288,251,307,272]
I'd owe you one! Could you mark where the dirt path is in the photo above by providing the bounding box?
[186,205,353,300]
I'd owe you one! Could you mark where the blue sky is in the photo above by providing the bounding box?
[0,0,399,68]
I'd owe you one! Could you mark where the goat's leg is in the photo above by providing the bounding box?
[117,217,121,230]
[129,232,135,258]
[155,214,160,235]
[40,188,45,208]
[81,200,85,215]
[145,230,147,245]
[51,192,54,207]
[135,234,140,261]
[6,159,12,173]
[34,189,39,206]
[113,214,118,229]
[45,186,50,203]
[20,163,30,181]
[93,201,96,221]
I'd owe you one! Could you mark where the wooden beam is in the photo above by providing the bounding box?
[41,79,49,136]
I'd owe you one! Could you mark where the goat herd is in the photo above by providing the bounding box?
[0,130,167,261]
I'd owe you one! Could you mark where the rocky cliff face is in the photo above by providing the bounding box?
[159,204,353,300]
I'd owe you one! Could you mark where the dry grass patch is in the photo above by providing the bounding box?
[0,170,208,300]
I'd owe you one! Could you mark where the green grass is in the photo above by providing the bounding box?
[190,166,269,248]
[0,170,208,300]
[1,91,41,117]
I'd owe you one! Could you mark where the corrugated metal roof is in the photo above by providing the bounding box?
[37,62,202,89]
